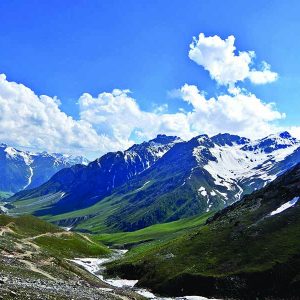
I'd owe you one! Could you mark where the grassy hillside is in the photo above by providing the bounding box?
[0,214,110,257]
[95,212,213,247]
[10,174,217,234]
[0,214,110,284]
[35,233,110,258]
[105,165,300,299]
[0,214,61,236]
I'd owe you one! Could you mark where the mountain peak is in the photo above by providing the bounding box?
[211,133,250,146]
[242,131,299,153]
[279,131,293,139]
[0,143,89,193]
[263,131,296,142]
[149,134,181,145]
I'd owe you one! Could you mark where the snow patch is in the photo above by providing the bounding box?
[198,187,207,197]
[270,197,299,216]
[23,166,33,190]
[136,181,151,192]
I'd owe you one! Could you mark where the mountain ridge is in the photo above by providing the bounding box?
[9,131,300,232]
[0,143,89,193]
[9,134,181,213]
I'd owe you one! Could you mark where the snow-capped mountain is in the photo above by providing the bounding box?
[9,132,300,232]
[100,131,300,231]
[9,135,181,213]
[0,143,89,193]
[197,131,300,203]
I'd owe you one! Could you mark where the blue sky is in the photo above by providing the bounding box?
[0,0,299,158]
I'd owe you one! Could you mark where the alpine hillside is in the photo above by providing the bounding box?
[9,132,300,232]
[106,163,300,299]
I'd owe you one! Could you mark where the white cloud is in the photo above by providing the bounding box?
[0,75,196,159]
[0,73,290,159]
[78,89,194,143]
[79,83,286,151]
[248,61,278,84]
[0,74,120,158]
[177,84,285,139]
[152,103,168,114]
[189,33,278,85]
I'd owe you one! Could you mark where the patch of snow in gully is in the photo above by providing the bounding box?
[270,197,299,216]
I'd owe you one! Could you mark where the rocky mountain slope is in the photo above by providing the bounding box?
[106,163,300,299]
[0,214,142,300]
[9,132,300,232]
[9,135,181,214]
[0,143,88,193]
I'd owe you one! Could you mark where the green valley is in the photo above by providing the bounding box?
[95,212,213,247]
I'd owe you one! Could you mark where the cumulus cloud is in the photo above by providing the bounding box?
[178,84,285,139]
[248,61,279,84]
[0,75,195,158]
[78,83,286,150]
[189,33,278,85]
[0,73,289,159]
[78,89,194,143]
[0,74,120,157]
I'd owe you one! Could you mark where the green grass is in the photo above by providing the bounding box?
[34,233,110,258]
[106,211,300,298]
[0,214,61,237]
[10,192,66,215]
[0,214,111,258]
[95,212,213,247]
[0,213,115,299]
[11,180,155,229]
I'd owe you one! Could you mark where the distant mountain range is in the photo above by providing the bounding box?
[0,143,89,194]
[8,131,300,232]
[9,134,181,211]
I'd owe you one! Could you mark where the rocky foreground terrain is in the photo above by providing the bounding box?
[0,271,134,300]
[0,215,143,300]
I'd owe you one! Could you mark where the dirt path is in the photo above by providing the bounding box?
[0,227,64,280]
[14,231,77,281]
[11,239,57,280]
[19,259,57,280]
[0,227,12,236]
[78,233,100,246]
[0,224,15,236]
[23,230,72,242]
